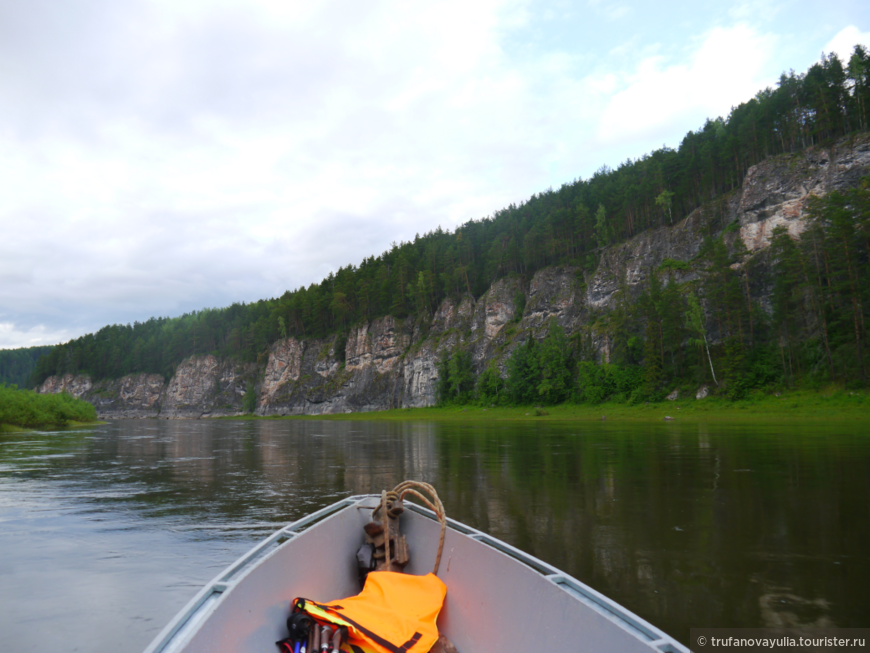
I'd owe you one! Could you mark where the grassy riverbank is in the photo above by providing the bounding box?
[227,388,870,423]
[0,384,98,431]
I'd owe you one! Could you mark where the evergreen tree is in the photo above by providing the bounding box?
[536,322,573,404]
[595,204,608,248]
[476,364,505,405]
[770,225,809,384]
[507,338,541,404]
[447,349,475,402]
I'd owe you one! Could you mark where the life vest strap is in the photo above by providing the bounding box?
[297,598,423,653]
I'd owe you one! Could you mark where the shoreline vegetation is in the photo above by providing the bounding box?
[0,384,98,432]
[223,388,870,423]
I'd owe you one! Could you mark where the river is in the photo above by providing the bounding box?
[0,418,867,651]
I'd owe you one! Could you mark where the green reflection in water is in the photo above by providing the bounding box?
[423,420,870,641]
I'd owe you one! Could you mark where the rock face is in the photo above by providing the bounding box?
[588,137,870,307]
[37,358,255,419]
[256,328,401,416]
[736,141,870,253]
[38,372,164,418]
[38,136,870,418]
[98,374,165,417]
[262,338,303,386]
[39,374,93,398]
[161,355,256,418]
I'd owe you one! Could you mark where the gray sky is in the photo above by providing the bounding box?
[1,0,868,348]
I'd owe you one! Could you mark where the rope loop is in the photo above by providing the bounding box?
[380,490,391,570]
[390,480,447,575]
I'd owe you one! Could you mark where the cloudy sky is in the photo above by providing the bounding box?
[1,0,868,349]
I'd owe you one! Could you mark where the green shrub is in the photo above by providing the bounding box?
[658,258,690,272]
[476,364,506,405]
[576,361,644,404]
[512,292,526,323]
[243,381,257,413]
[0,384,97,429]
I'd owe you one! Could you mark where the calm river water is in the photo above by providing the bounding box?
[1,418,868,651]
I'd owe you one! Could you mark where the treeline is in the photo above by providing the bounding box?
[30,45,870,388]
[0,346,54,387]
[438,178,870,404]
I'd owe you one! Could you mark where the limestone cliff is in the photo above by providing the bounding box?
[256,319,404,415]
[40,372,163,418]
[161,355,256,418]
[38,137,870,418]
[38,357,255,419]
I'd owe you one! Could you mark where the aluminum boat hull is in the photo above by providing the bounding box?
[144,495,689,653]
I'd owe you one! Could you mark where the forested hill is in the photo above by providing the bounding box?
[1,346,54,388]
[31,46,870,388]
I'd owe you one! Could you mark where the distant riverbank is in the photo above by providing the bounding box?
[224,388,870,423]
[0,384,98,431]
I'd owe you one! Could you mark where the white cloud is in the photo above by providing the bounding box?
[0,323,73,349]
[824,25,870,62]
[1,0,553,346]
[597,24,777,147]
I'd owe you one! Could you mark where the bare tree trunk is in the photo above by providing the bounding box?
[744,269,754,346]
[703,335,719,386]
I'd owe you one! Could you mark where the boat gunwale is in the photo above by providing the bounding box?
[143,495,690,653]
[143,497,362,653]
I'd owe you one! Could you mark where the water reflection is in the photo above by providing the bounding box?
[0,418,868,652]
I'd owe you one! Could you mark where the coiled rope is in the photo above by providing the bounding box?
[379,481,447,575]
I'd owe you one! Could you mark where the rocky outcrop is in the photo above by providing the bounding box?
[737,141,870,251]
[36,358,254,419]
[98,373,165,417]
[255,326,411,416]
[345,317,406,374]
[38,136,870,418]
[39,374,93,398]
[38,372,164,418]
[587,136,870,313]
[472,278,518,341]
[161,355,256,418]
[262,338,303,388]
[523,266,586,332]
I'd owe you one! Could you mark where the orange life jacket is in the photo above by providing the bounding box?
[294,571,446,653]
